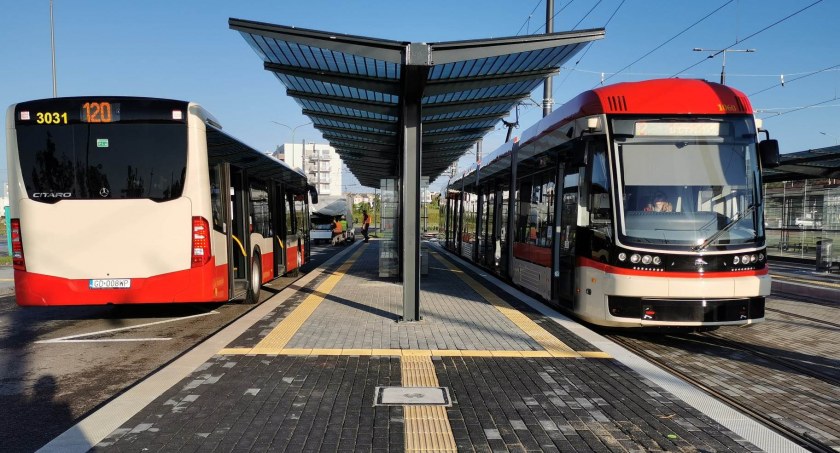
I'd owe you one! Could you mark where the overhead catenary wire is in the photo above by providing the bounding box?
[515,0,544,36]
[532,0,577,32]
[571,0,602,29]
[671,0,824,79]
[758,96,840,119]
[749,63,840,97]
[601,0,734,86]
[554,0,626,94]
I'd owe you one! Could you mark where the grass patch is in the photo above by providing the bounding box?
[0,256,11,266]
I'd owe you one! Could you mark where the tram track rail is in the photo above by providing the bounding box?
[606,334,838,453]
[698,331,840,388]
[764,306,840,329]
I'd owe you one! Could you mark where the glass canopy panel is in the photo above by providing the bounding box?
[312,117,394,134]
[296,99,397,121]
[422,80,540,104]
[423,104,511,121]
[240,31,401,80]
[275,74,398,103]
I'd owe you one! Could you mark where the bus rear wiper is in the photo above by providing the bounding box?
[692,204,756,252]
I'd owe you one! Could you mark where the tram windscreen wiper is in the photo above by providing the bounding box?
[692,204,756,252]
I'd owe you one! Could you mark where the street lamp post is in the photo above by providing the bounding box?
[692,48,756,85]
[270,121,312,169]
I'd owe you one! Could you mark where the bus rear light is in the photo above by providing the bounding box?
[192,216,211,268]
[11,219,25,271]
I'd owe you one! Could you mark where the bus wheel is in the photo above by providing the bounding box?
[246,255,261,304]
[292,249,302,277]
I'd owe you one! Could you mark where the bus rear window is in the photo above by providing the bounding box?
[16,123,187,202]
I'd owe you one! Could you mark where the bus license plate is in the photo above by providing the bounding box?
[89,279,131,289]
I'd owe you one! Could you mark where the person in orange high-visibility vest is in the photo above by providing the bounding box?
[331,217,343,245]
[362,210,371,243]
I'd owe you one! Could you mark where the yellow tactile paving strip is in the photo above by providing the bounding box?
[246,247,366,353]
[402,354,457,452]
[431,251,611,359]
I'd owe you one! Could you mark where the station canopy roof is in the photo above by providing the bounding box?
[230,18,604,188]
[762,144,840,183]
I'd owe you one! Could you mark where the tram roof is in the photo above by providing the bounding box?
[229,18,604,188]
[762,144,840,183]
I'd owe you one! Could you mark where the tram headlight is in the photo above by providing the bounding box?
[742,255,750,265]
[618,252,627,262]
[630,254,641,264]
[750,254,757,263]
[652,256,662,265]
[759,253,765,262]
[641,255,652,265]
[733,255,740,265]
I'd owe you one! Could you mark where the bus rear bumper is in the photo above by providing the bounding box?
[13,262,228,306]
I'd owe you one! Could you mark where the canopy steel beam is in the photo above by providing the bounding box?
[423,112,504,131]
[317,125,398,143]
[424,67,558,97]
[322,133,395,147]
[327,139,395,153]
[334,148,396,160]
[288,90,399,117]
[266,62,401,96]
[428,28,604,64]
[304,109,398,131]
[423,126,494,141]
[423,93,524,116]
[230,18,407,63]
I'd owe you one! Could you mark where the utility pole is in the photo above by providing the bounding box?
[542,0,554,117]
[50,0,57,97]
[692,48,755,85]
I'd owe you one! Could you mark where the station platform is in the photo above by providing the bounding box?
[41,240,804,452]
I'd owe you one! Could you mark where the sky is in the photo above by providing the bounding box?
[2,0,839,195]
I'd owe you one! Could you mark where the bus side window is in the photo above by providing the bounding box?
[286,194,295,234]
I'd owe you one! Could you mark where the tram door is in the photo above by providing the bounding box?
[554,162,580,308]
[226,165,251,298]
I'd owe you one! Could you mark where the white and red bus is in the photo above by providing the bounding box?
[445,79,780,329]
[6,96,317,306]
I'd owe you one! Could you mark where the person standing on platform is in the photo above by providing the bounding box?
[362,210,371,243]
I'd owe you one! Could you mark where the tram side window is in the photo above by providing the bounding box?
[209,165,225,233]
[515,172,555,248]
[249,179,271,237]
[588,146,612,226]
[463,193,477,243]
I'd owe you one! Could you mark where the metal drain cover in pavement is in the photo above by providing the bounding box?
[374,386,452,406]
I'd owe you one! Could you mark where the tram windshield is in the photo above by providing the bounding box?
[614,117,763,249]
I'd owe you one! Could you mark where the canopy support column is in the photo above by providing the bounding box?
[401,46,430,322]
